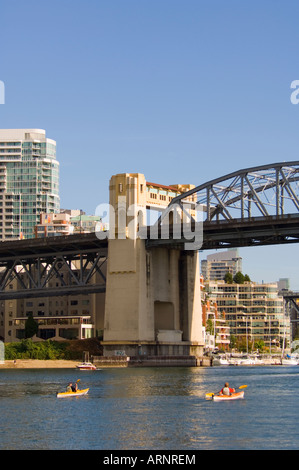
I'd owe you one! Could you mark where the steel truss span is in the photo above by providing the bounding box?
[150,161,299,250]
[0,234,108,300]
[169,161,299,221]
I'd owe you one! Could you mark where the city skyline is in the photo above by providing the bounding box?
[1,1,299,289]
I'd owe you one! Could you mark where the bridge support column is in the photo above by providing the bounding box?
[178,251,203,356]
[102,239,204,358]
[102,172,204,359]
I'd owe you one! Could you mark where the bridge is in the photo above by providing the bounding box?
[1,161,299,357]
[150,160,299,249]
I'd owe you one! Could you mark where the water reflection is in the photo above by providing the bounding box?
[102,367,208,399]
[99,368,212,449]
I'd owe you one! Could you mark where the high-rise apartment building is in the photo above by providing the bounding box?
[0,129,59,240]
[201,249,242,281]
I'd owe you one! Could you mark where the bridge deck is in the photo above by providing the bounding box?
[0,232,108,260]
[0,213,298,258]
[146,213,299,249]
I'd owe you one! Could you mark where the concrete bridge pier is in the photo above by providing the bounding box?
[102,237,204,359]
[101,172,204,361]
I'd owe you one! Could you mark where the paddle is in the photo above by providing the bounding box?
[205,384,247,399]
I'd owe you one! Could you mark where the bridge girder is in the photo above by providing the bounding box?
[0,234,108,300]
[164,161,299,221]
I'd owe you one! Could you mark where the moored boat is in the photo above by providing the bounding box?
[56,388,89,398]
[219,356,229,365]
[212,355,229,366]
[76,362,97,370]
[281,357,299,366]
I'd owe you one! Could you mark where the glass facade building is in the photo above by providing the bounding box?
[0,129,60,240]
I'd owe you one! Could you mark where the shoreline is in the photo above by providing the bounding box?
[0,359,79,369]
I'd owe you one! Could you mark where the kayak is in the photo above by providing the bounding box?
[212,391,244,402]
[56,388,89,398]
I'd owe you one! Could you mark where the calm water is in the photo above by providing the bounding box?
[0,365,299,450]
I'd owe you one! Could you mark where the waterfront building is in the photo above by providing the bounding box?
[206,280,289,352]
[0,129,59,240]
[0,264,106,342]
[200,274,230,351]
[34,209,102,237]
[202,299,230,351]
[201,249,242,281]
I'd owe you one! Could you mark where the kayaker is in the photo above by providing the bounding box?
[220,382,235,396]
[66,383,72,392]
[71,382,78,392]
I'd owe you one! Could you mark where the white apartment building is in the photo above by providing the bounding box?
[201,249,242,281]
[0,129,60,240]
[206,280,289,351]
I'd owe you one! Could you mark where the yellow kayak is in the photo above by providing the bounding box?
[56,388,89,398]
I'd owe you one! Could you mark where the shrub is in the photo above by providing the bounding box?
[4,339,70,360]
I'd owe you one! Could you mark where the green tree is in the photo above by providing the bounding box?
[206,318,214,335]
[236,337,248,352]
[254,339,265,352]
[244,274,251,282]
[224,272,233,284]
[233,271,245,284]
[230,335,237,349]
[24,313,38,339]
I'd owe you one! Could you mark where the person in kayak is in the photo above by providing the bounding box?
[66,383,72,392]
[71,382,78,392]
[220,382,235,396]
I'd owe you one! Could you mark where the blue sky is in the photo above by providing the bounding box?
[1,0,299,288]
